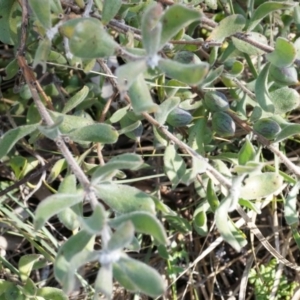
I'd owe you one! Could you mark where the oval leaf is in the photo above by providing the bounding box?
[93,183,156,214]
[128,74,159,114]
[0,124,39,159]
[34,192,84,230]
[68,123,119,144]
[109,211,168,245]
[102,0,122,24]
[255,63,274,113]
[62,86,89,114]
[207,14,246,43]
[247,1,296,32]
[266,37,296,67]
[60,18,117,58]
[158,58,209,85]
[28,0,51,29]
[240,173,283,200]
[274,124,300,143]
[116,256,166,298]
[159,4,202,48]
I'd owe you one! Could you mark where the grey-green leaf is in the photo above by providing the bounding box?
[68,123,119,144]
[28,0,51,29]
[155,97,180,125]
[141,3,163,56]
[115,255,166,297]
[102,0,122,24]
[109,212,168,245]
[128,74,159,114]
[247,1,297,32]
[284,182,300,226]
[158,58,209,85]
[215,196,247,251]
[93,183,156,214]
[240,173,283,200]
[60,18,117,58]
[159,4,202,49]
[36,287,68,300]
[274,124,300,143]
[270,87,300,115]
[62,86,89,114]
[207,14,246,43]
[255,63,274,113]
[116,59,147,93]
[92,153,143,183]
[107,221,135,252]
[266,37,296,67]
[34,192,85,230]
[164,143,186,188]
[0,124,39,159]
[80,203,106,235]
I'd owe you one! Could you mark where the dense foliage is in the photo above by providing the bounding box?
[1,0,300,299]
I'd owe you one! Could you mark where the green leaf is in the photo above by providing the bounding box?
[28,0,51,29]
[238,138,256,165]
[207,14,246,43]
[113,262,138,292]
[94,265,113,299]
[154,97,180,125]
[215,196,247,251]
[109,211,167,245]
[266,37,296,67]
[68,123,119,144]
[92,153,143,183]
[19,254,41,283]
[62,86,89,114]
[0,124,39,159]
[34,192,85,230]
[159,4,202,48]
[193,210,208,236]
[0,280,15,296]
[107,221,135,252]
[232,32,268,56]
[4,58,19,80]
[128,74,159,114]
[50,0,63,14]
[60,18,117,58]
[36,287,68,300]
[141,3,163,56]
[80,203,106,235]
[270,87,300,114]
[48,158,67,183]
[247,1,296,32]
[38,116,64,140]
[255,63,274,113]
[206,179,219,212]
[158,59,209,85]
[165,214,192,233]
[240,173,283,200]
[54,231,95,287]
[0,0,16,44]
[275,124,300,143]
[109,105,130,123]
[284,182,300,226]
[93,183,156,214]
[48,110,94,133]
[102,0,122,24]
[269,65,298,86]
[116,59,147,93]
[115,255,166,298]
[164,143,186,188]
[118,120,142,135]
[33,38,51,73]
